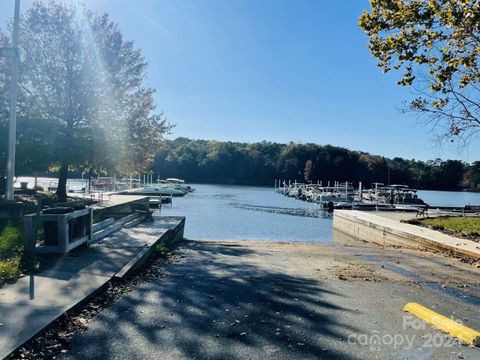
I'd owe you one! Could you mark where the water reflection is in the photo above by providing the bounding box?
[231,203,331,218]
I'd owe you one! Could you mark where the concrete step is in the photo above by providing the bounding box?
[117,213,141,226]
[90,213,144,243]
[92,218,115,233]
[124,215,144,229]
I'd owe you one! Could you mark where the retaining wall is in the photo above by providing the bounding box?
[333,210,480,260]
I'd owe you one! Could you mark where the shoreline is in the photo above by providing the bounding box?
[11,176,480,193]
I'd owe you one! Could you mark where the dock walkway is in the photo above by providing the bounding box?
[333,210,480,260]
[0,215,185,359]
[89,194,149,211]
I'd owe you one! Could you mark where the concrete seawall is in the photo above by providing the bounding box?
[333,210,480,260]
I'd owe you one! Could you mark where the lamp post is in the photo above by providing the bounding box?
[1,0,20,202]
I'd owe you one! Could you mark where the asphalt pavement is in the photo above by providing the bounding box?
[61,240,480,360]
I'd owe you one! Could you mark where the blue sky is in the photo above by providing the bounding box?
[1,0,479,161]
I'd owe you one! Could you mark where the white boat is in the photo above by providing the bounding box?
[165,178,185,184]
[162,178,193,193]
[363,184,425,206]
[143,184,185,196]
[313,183,356,204]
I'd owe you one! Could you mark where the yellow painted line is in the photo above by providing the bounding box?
[403,302,480,346]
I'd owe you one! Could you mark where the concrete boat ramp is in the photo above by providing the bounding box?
[334,210,480,260]
[0,201,185,359]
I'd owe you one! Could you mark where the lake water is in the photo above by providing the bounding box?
[161,184,333,242]
[15,176,89,191]
[417,189,480,207]
[162,184,480,242]
[14,178,480,242]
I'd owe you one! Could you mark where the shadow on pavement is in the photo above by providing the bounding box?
[63,240,361,360]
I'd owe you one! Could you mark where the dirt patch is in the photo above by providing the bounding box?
[332,263,390,282]
[340,232,480,267]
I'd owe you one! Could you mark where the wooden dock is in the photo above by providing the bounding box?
[90,194,149,211]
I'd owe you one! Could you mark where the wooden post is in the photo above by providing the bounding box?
[88,208,93,241]
[58,215,69,253]
[23,215,36,269]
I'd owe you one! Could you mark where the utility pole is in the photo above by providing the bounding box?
[1,0,20,202]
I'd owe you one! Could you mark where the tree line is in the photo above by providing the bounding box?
[152,138,480,191]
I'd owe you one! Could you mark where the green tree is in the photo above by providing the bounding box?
[1,33,58,187]
[359,0,480,144]
[304,160,313,183]
[0,2,169,200]
[438,159,465,189]
[463,161,480,189]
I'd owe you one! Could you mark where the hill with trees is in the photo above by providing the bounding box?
[152,138,479,191]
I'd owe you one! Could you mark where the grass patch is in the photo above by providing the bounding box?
[154,244,169,257]
[403,216,480,241]
[0,221,23,286]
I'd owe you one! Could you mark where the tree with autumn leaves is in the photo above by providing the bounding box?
[360,0,480,144]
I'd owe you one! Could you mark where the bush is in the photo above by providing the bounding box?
[0,259,21,285]
[0,221,23,286]
[402,219,421,226]
[155,244,169,257]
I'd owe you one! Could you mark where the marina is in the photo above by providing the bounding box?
[275,180,480,214]
[159,183,480,243]
[13,176,195,202]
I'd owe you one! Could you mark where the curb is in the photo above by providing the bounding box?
[403,302,480,346]
[114,217,185,279]
[333,211,480,260]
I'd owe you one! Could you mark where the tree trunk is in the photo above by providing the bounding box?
[56,161,69,202]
